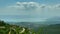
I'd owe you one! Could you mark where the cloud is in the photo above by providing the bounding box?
[9,2,59,11]
[0,2,60,18]
[9,2,40,11]
[0,2,60,22]
[54,4,60,9]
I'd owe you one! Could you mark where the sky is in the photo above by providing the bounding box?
[0,0,60,22]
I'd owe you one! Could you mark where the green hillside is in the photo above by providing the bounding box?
[0,20,60,34]
[0,21,35,34]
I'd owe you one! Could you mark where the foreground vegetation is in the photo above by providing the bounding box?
[0,20,35,34]
[0,20,60,34]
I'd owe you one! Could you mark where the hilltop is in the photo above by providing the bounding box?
[0,20,35,34]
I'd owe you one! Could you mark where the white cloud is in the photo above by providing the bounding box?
[0,2,60,22]
[0,2,60,18]
[54,4,60,9]
[9,2,60,11]
[15,2,60,9]
[9,2,40,10]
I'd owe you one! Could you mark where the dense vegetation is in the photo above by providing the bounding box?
[0,20,60,34]
[0,20,35,34]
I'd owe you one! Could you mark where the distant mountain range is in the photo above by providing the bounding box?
[4,17,60,32]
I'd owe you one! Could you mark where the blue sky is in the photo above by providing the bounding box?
[0,0,60,22]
